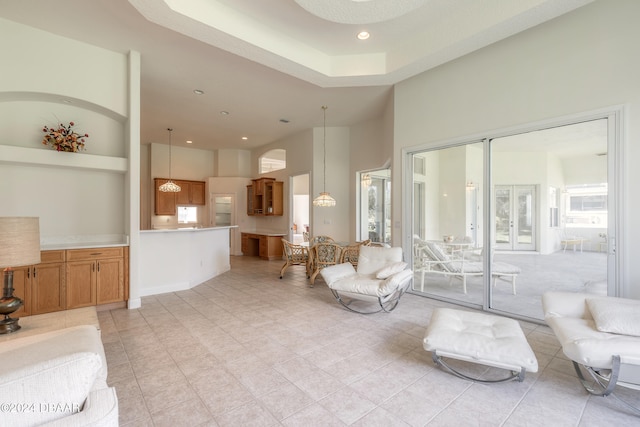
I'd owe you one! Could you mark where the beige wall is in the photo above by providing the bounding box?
[393,0,640,297]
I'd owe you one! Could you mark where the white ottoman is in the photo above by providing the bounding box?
[424,308,538,382]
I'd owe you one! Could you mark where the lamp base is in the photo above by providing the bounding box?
[0,315,21,334]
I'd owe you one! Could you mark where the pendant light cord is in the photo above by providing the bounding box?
[322,106,327,192]
[167,127,173,179]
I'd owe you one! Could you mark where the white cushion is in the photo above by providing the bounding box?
[357,246,403,275]
[328,269,413,297]
[0,325,105,427]
[586,296,640,337]
[320,262,356,286]
[545,315,640,369]
[424,308,538,373]
[376,261,407,279]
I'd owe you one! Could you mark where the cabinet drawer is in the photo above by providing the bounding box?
[66,247,124,261]
[41,250,66,263]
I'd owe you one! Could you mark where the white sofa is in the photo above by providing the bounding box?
[0,325,118,427]
[320,245,413,313]
[542,291,640,408]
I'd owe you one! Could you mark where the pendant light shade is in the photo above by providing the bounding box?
[313,106,336,207]
[159,127,181,193]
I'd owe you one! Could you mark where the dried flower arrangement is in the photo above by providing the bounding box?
[42,121,89,152]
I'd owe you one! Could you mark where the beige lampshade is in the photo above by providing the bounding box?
[0,217,41,269]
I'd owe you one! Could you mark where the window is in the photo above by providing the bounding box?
[177,206,198,224]
[259,149,286,173]
[564,184,607,227]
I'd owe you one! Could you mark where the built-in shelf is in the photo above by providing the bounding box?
[0,145,128,173]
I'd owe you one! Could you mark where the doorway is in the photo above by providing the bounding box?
[210,193,237,254]
[494,185,536,251]
[290,174,310,243]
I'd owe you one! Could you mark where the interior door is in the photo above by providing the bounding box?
[494,185,536,251]
[211,194,236,254]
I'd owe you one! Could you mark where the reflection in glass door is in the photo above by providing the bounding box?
[494,185,536,251]
[409,115,615,321]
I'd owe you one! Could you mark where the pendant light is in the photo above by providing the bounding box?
[159,128,181,193]
[313,106,336,207]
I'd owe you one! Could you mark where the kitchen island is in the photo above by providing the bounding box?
[139,226,237,297]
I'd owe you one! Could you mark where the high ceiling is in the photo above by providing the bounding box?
[0,0,592,151]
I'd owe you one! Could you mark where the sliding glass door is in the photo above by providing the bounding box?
[409,114,618,321]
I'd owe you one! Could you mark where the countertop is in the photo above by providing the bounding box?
[141,225,238,233]
[241,230,287,236]
[40,234,129,251]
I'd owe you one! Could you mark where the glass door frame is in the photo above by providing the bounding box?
[403,106,625,320]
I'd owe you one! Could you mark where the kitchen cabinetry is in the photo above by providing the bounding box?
[31,250,67,315]
[154,178,177,215]
[155,178,206,215]
[66,247,125,308]
[241,232,285,260]
[246,178,283,216]
[10,247,128,317]
[176,180,206,205]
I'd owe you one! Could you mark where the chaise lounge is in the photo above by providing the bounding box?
[414,239,521,294]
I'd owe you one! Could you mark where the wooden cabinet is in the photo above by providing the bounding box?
[11,266,33,317]
[155,178,206,215]
[247,178,283,216]
[154,178,177,215]
[31,250,66,315]
[175,180,206,205]
[11,247,128,317]
[241,232,284,260]
[66,247,124,309]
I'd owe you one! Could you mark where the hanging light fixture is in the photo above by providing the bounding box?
[313,106,336,207]
[159,128,181,193]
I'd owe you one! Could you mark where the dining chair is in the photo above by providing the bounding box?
[309,242,343,286]
[340,239,371,268]
[280,239,310,279]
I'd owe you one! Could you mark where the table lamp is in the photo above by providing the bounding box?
[0,217,41,334]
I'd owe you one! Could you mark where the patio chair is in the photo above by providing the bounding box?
[309,242,343,286]
[280,239,310,279]
[414,239,520,294]
[320,246,413,314]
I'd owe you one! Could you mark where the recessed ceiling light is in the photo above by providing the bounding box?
[186,140,193,144]
[220,111,229,115]
[357,31,370,40]
[241,136,248,140]
[279,118,290,124]
[193,89,204,95]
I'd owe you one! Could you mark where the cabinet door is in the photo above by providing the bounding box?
[11,266,32,317]
[175,180,191,205]
[32,262,66,314]
[66,260,97,309]
[190,181,206,205]
[97,258,124,304]
[259,236,269,259]
[266,181,283,216]
[247,185,255,215]
[155,179,176,215]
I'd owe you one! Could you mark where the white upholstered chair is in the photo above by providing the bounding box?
[542,291,640,413]
[320,246,413,314]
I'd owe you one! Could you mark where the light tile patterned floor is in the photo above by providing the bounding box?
[99,256,639,426]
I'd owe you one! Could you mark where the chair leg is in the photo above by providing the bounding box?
[279,262,289,279]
